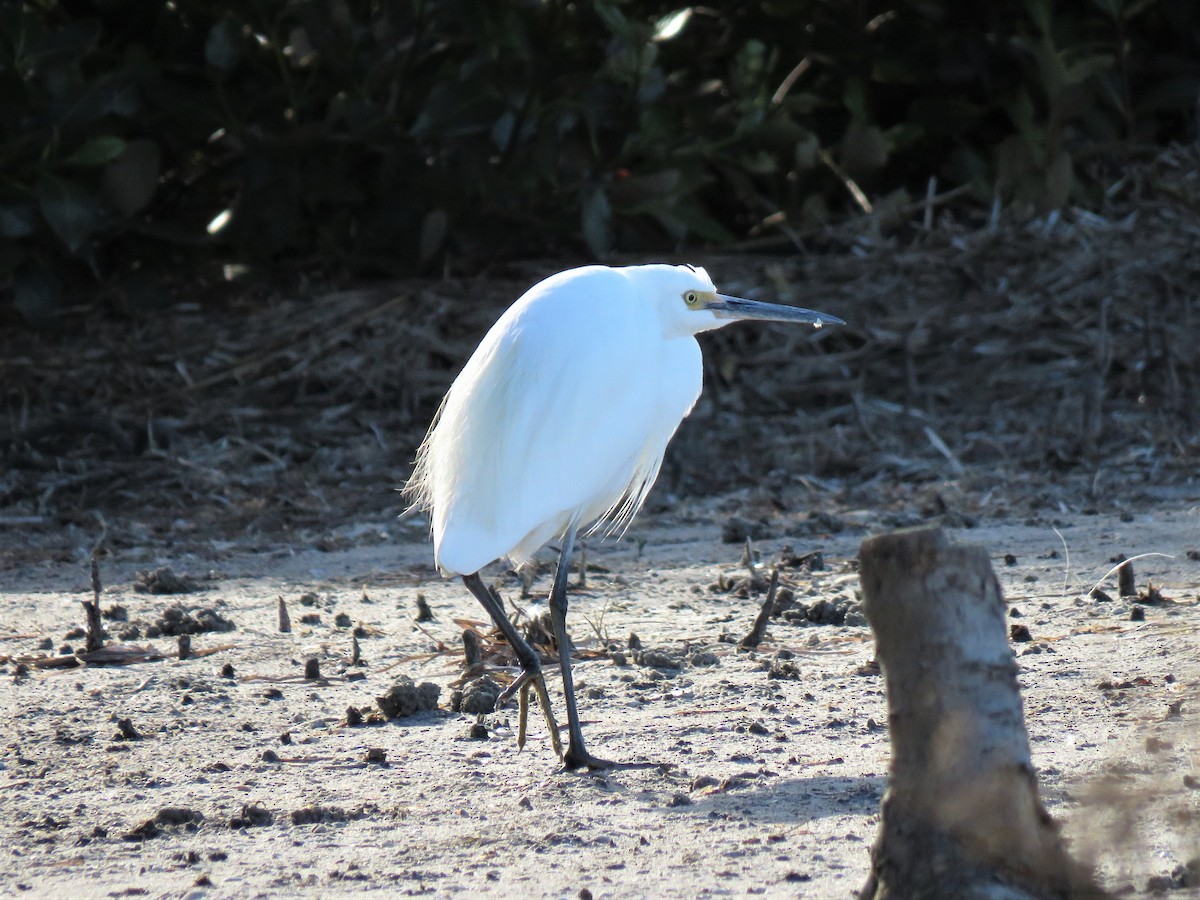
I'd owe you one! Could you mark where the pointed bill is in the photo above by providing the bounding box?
[710,294,845,328]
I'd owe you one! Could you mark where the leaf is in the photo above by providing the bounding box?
[594,2,643,43]
[793,131,820,170]
[101,139,161,216]
[580,187,611,259]
[1063,54,1113,87]
[0,204,37,238]
[652,8,693,43]
[64,135,127,167]
[36,176,100,254]
[840,122,888,176]
[206,18,243,72]
[665,201,736,244]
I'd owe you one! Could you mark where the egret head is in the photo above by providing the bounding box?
[623,263,844,338]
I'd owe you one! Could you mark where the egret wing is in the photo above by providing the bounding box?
[421,267,700,574]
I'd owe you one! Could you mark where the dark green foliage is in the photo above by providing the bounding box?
[2,1,1197,323]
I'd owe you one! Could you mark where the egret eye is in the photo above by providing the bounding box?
[684,291,699,306]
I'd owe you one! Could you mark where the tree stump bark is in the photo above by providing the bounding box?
[857,526,1106,900]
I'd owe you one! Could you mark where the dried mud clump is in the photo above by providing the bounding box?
[291,805,370,826]
[124,807,204,841]
[376,677,440,719]
[777,595,864,626]
[635,647,685,670]
[722,516,767,543]
[450,676,500,714]
[133,566,202,594]
[229,803,273,829]
[147,604,235,637]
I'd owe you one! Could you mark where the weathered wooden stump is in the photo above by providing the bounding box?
[857,526,1106,900]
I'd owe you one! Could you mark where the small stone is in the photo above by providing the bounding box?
[220,662,235,678]
[1010,623,1033,642]
[304,658,321,680]
[262,749,279,763]
[365,748,387,764]
[1130,605,1145,621]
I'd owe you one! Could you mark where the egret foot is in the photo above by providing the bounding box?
[517,675,564,759]
[563,743,616,771]
[496,668,563,760]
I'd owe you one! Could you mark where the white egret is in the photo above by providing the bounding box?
[406,263,843,769]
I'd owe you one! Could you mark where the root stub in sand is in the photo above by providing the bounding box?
[857,525,1108,900]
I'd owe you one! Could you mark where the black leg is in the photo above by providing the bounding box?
[462,572,562,759]
[548,528,614,770]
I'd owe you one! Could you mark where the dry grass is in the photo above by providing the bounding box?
[3,145,1198,560]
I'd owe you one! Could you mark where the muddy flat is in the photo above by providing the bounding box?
[5,496,1198,899]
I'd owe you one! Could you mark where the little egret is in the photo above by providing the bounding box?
[406,263,843,769]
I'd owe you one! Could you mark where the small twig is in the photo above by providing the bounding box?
[819,149,873,214]
[462,629,483,671]
[924,426,965,476]
[739,568,780,650]
[414,593,434,622]
[1118,559,1136,597]
[1051,526,1070,603]
[742,536,757,581]
[770,57,810,105]
[1088,552,1174,599]
[83,558,105,653]
[350,635,361,666]
[581,598,612,646]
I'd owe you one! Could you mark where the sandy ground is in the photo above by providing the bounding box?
[4,497,1199,899]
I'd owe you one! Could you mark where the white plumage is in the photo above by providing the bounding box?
[409,264,706,574]
[405,262,842,769]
